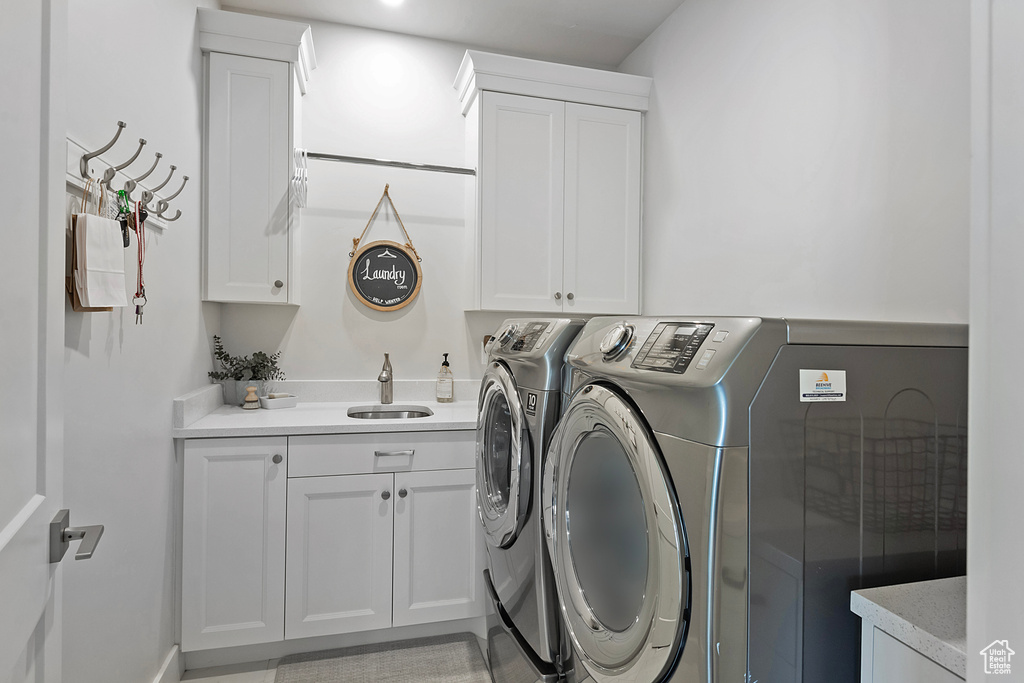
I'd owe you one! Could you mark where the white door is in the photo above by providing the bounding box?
[0,0,65,680]
[393,468,483,627]
[285,473,394,638]
[563,103,642,315]
[480,92,565,312]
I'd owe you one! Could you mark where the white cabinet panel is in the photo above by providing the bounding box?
[864,627,963,683]
[564,103,642,315]
[480,92,564,312]
[285,473,394,639]
[475,91,642,314]
[393,469,483,627]
[182,437,287,651]
[204,52,296,304]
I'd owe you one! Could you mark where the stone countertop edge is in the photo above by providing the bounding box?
[851,576,966,677]
[172,398,479,438]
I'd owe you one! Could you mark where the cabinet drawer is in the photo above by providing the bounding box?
[288,431,476,477]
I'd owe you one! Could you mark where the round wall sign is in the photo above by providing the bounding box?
[348,240,422,311]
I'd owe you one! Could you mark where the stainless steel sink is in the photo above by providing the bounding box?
[346,404,434,420]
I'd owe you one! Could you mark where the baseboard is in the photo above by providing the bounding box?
[153,644,183,683]
[183,616,487,671]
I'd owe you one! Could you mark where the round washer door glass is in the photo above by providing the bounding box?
[476,362,531,548]
[544,383,689,683]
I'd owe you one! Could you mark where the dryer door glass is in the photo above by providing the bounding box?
[566,429,648,632]
[544,383,689,683]
[476,362,531,548]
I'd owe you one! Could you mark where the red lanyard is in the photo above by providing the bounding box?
[132,201,147,323]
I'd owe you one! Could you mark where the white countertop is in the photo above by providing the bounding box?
[173,398,478,438]
[851,576,966,677]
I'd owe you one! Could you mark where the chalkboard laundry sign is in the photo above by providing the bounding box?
[348,185,423,311]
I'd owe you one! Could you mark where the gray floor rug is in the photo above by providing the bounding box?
[274,633,492,683]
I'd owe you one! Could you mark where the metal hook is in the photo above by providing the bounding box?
[124,152,162,201]
[101,138,147,192]
[80,121,126,178]
[142,165,176,210]
[162,175,189,203]
[159,209,182,222]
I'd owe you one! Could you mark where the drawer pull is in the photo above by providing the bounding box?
[374,449,415,458]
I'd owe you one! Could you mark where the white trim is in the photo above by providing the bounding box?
[454,50,652,115]
[152,645,182,683]
[197,8,316,94]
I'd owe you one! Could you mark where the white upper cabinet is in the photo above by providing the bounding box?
[198,9,315,305]
[563,102,642,314]
[457,51,650,314]
[480,93,565,312]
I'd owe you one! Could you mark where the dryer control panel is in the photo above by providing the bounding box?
[510,321,552,353]
[631,322,715,374]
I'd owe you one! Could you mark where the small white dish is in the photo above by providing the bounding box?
[259,394,297,409]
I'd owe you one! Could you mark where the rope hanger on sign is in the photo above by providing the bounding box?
[349,184,422,263]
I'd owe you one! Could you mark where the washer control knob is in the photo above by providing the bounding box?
[495,323,519,347]
[599,323,634,360]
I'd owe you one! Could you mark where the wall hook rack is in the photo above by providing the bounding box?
[124,152,162,201]
[79,121,126,178]
[69,122,188,231]
[101,138,146,192]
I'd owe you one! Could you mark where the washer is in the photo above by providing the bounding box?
[478,318,586,683]
[543,317,968,683]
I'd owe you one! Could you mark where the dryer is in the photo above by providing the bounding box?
[543,317,968,683]
[478,318,586,683]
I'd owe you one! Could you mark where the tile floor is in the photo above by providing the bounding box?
[181,660,279,682]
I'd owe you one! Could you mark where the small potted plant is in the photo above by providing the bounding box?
[208,335,286,405]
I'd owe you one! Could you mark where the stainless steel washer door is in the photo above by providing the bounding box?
[477,361,532,548]
[543,383,689,683]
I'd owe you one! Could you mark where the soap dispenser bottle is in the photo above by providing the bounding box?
[436,353,454,403]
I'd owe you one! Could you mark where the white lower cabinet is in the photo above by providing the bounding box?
[392,468,479,628]
[182,431,483,652]
[182,437,287,651]
[285,472,394,639]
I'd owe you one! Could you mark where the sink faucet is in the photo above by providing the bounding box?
[378,353,393,404]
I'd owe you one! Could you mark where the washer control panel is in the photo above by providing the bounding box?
[631,322,715,374]
[510,321,553,352]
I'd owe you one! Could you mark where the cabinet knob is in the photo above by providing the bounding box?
[381,490,391,501]
[274,280,284,289]
[554,292,561,300]
[398,488,408,498]
[566,292,574,301]
[272,454,283,464]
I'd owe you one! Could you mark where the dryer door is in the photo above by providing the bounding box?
[543,383,690,683]
[477,361,532,548]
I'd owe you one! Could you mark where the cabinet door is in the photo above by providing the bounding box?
[285,473,394,639]
[205,52,292,304]
[393,469,484,627]
[480,92,564,312]
[182,437,287,651]
[563,103,642,314]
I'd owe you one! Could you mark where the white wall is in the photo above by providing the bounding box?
[619,0,969,322]
[967,1,1024,680]
[63,1,219,681]
[217,18,508,384]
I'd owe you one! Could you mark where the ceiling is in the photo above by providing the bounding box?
[223,0,685,69]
